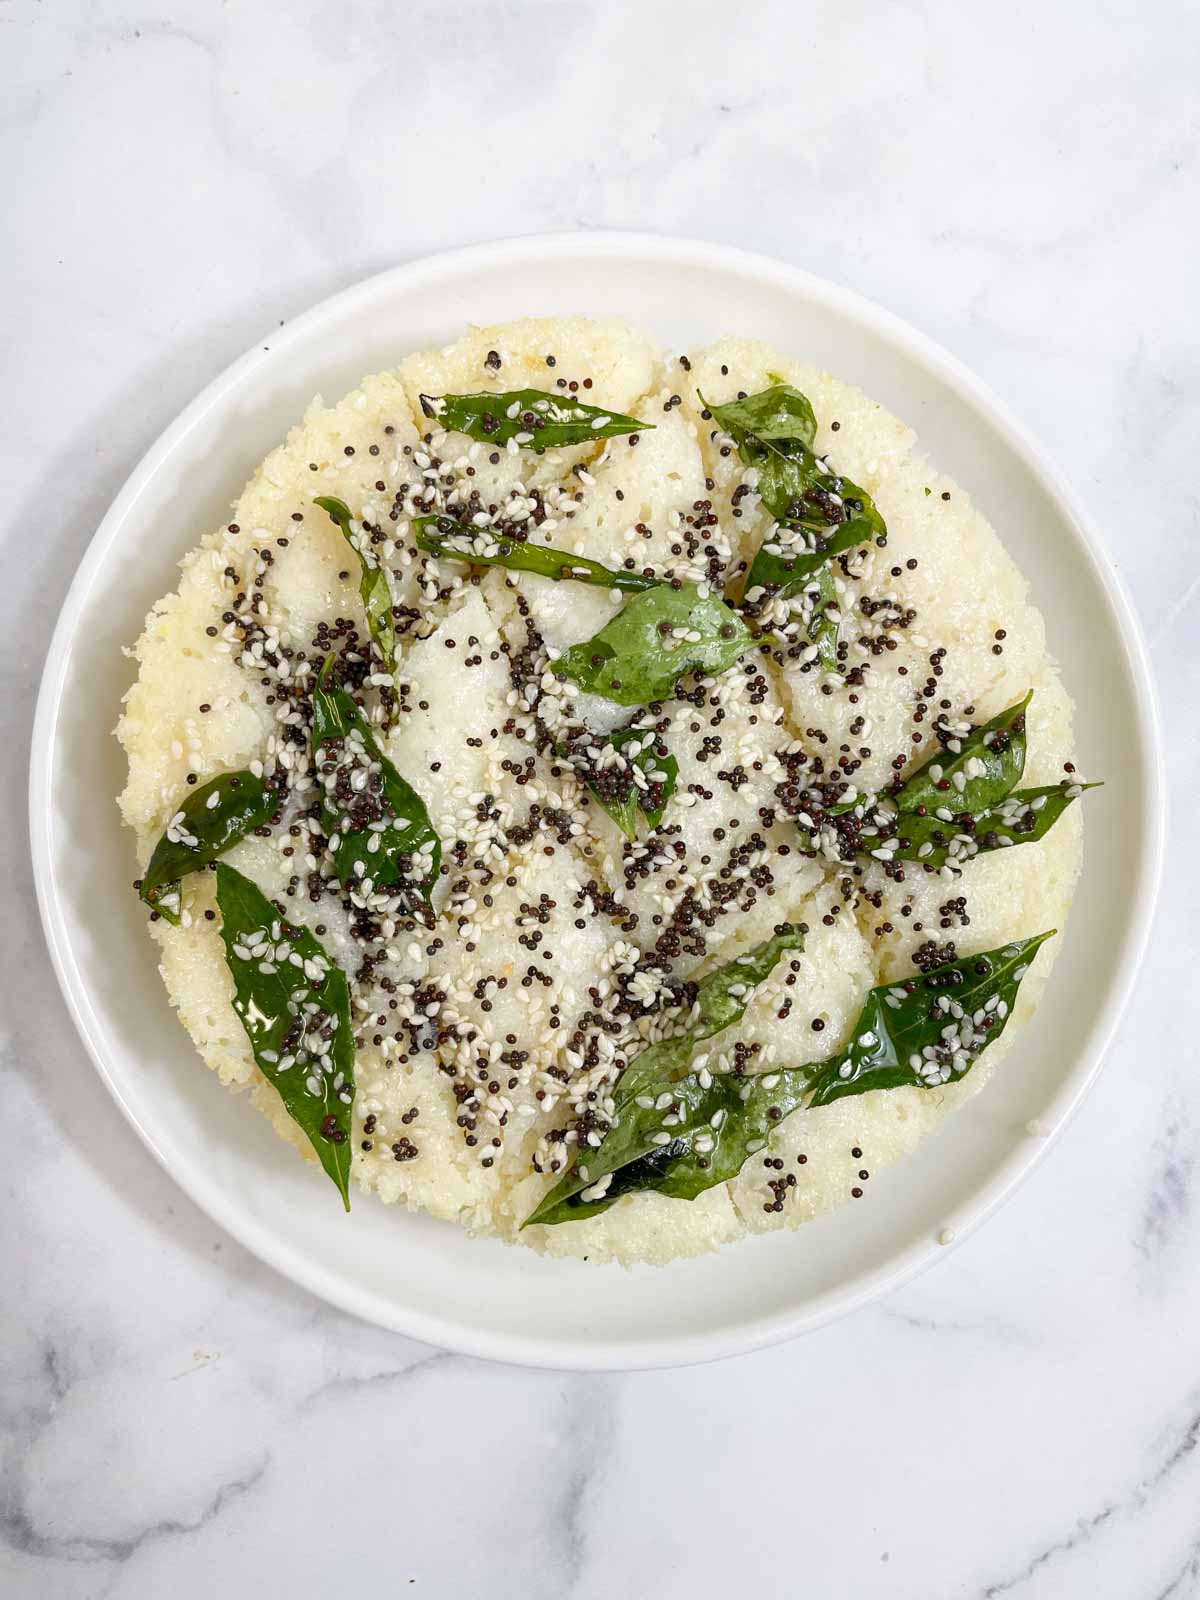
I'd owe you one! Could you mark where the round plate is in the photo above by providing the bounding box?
[29,233,1163,1370]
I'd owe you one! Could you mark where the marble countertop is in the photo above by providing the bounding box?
[3,2,1197,1594]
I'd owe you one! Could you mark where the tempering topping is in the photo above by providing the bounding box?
[131,363,1094,1225]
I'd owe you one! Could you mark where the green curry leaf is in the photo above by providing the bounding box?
[524,926,805,1225]
[617,926,807,1106]
[703,385,886,607]
[744,518,879,605]
[806,931,1055,1106]
[701,384,818,457]
[552,584,757,706]
[215,863,355,1209]
[314,497,396,676]
[412,515,659,593]
[854,783,1098,872]
[417,389,651,448]
[793,563,841,669]
[524,932,1052,1226]
[310,670,441,922]
[558,724,679,841]
[526,1065,815,1226]
[140,770,277,924]
[796,693,1096,873]
[892,694,1031,814]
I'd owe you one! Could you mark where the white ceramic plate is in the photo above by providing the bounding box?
[30,233,1163,1370]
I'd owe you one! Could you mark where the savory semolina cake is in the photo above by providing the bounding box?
[117,317,1087,1265]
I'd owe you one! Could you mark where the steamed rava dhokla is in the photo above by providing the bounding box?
[117,316,1087,1265]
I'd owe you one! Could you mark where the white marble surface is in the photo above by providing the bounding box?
[2,1,1197,1594]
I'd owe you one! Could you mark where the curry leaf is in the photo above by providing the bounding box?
[412,515,659,593]
[524,926,805,1225]
[617,925,807,1106]
[855,782,1098,872]
[714,380,885,541]
[703,385,886,604]
[552,584,757,706]
[310,671,441,922]
[805,931,1055,1106]
[418,388,651,448]
[776,562,841,669]
[744,518,877,605]
[892,693,1031,813]
[524,931,1052,1225]
[215,863,355,1209]
[701,384,818,456]
[525,1064,815,1226]
[140,770,277,924]
[558,724,679,840]
[743,559,842,667]
[314,497,396,676]
[808,565,841,668]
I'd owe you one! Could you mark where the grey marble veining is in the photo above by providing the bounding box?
[2,1,1197,1595]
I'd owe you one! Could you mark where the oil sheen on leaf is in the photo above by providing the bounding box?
[526,933,1053,1225]
[310,670,441,922]
[418,389,651,448]
[216,863,356,1208]
[140,770,277,924]
[552,584,757,706]
[558,724,679,840]
[412,516,659,593]
[314,497,396,677]
[525,927,806,1225]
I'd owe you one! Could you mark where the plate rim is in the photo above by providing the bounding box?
[28,230,1166,1370]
